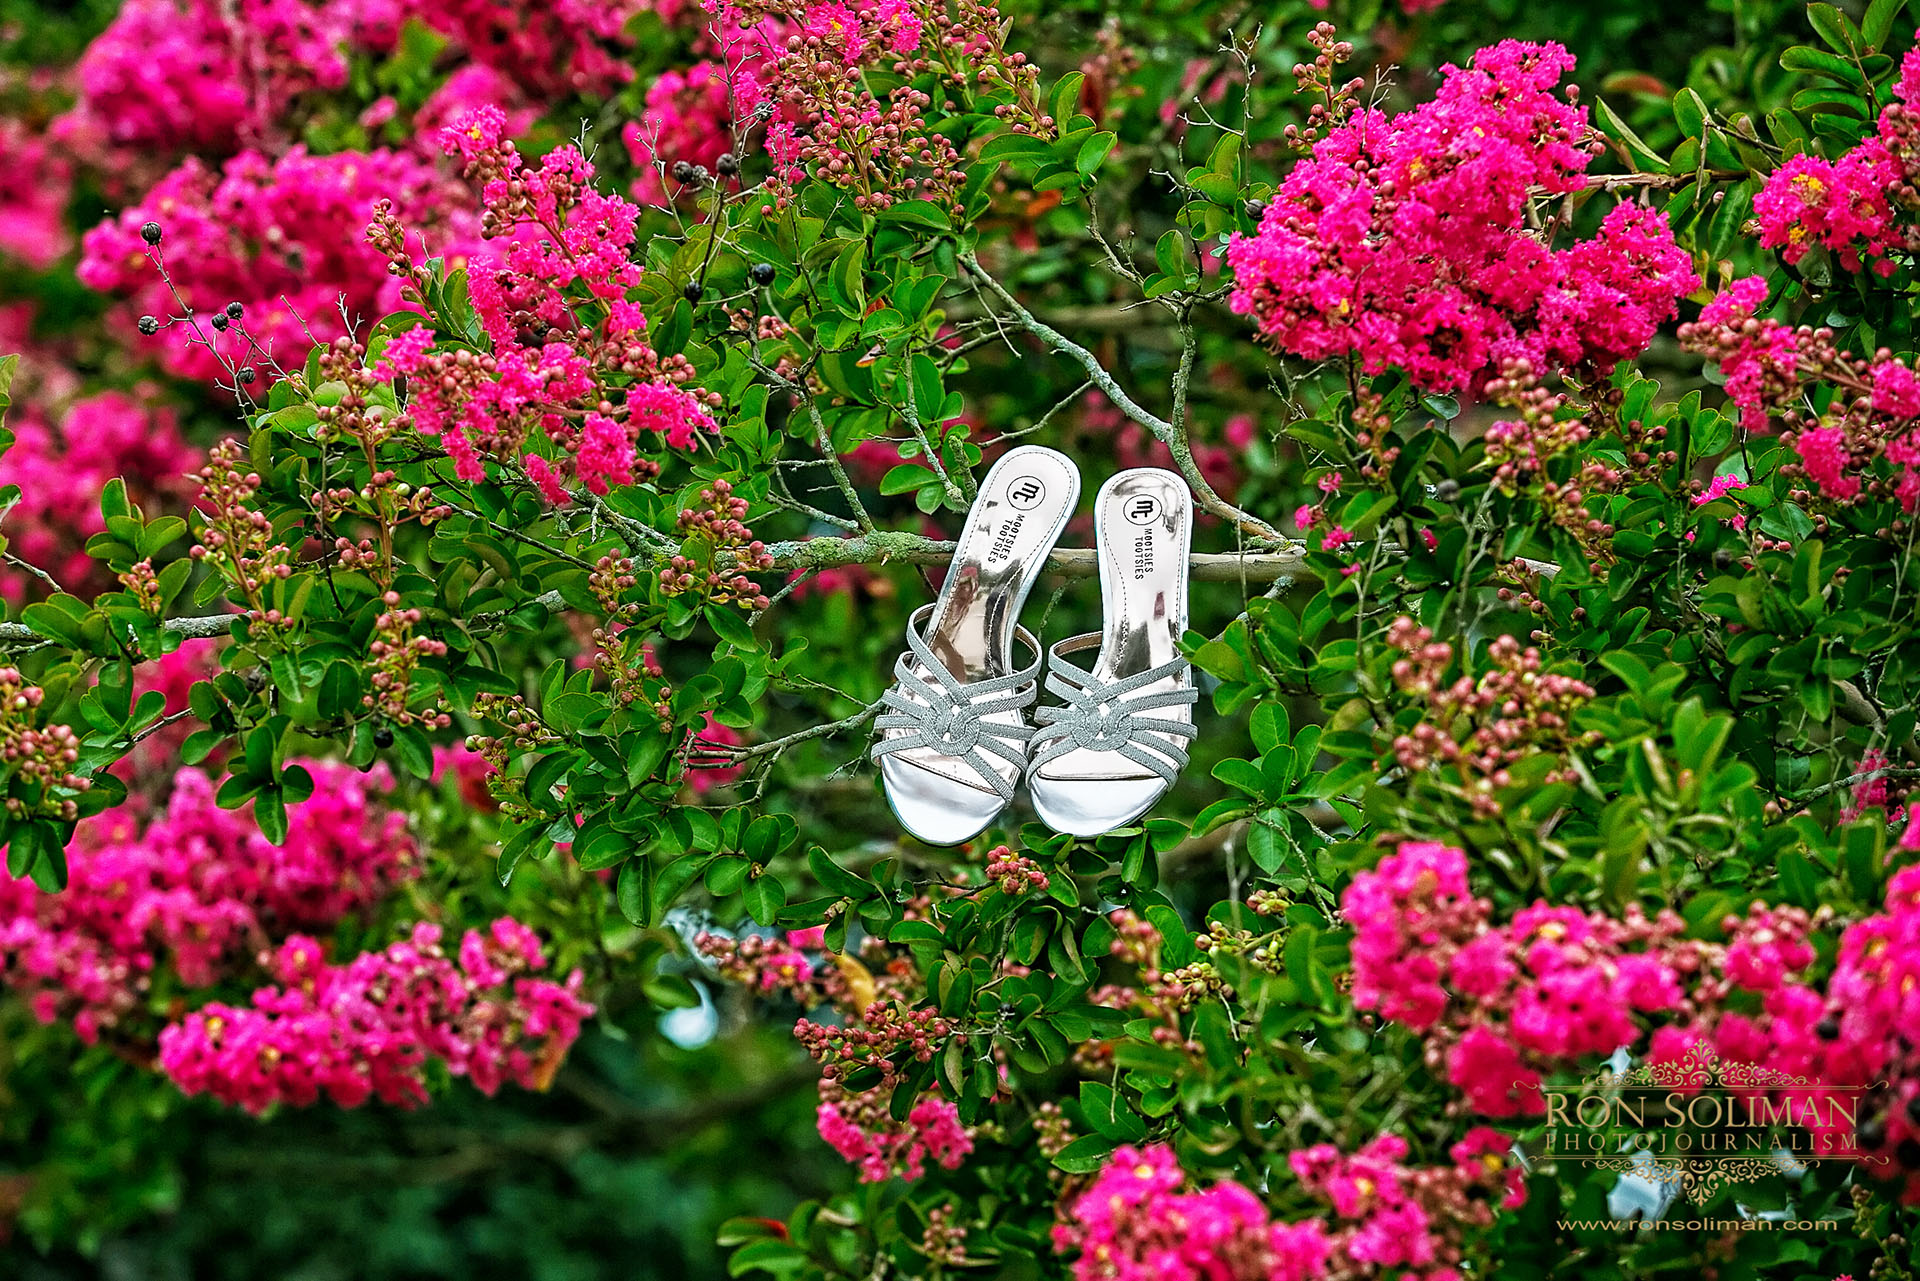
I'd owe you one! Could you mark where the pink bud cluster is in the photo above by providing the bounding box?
[1226,40,1697,395]
[1343,841,1814,1118]
[365,592,453,729]
[0,763,412,1045]
[366,108,717,498]
[0,669,88,822]
[1681,276,1920,518]
[0,390,198,603]
[983,845,1049,896]
[1750,46,1920,275]
[1288,1129,1524,1279]
[815,1078,973,1182]
[78,146,478,382]
[189,439,300,629]
[666,479,775,611]
[1052,1144,1331,1281]
[696,927,829,998]
[1383,619,1597,816]
[795,997,953,1090]
[722,0,1050,214]
[158,916,592,1112]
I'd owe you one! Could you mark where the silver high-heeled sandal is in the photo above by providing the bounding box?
[871,445,1080,845]
[1026,468,1197,837]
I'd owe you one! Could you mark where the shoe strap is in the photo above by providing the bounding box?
[1030,632,1198,784]
[871,603,1042,802]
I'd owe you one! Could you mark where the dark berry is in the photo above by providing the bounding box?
[372,726,394,750]
[1713,548,1733,570]
[225,301,244,320]
[1243,199,1267,220]
[140,221,163,246]
[137,315,160,336]
[1434,479,1460,503]
[671,160,695,183]
[210,314,229,332]
[750,262,777,286]
[683,280,704,303]
[716,153,739,178]
[1817,1015,1841,1040]
[237,367,256,385]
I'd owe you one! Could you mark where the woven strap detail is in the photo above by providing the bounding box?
[870,603,1041,801]
[1029,633,1198,783]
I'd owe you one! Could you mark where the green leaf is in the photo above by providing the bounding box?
[1672,87,1708,138]
[742,872,785,925]
[1076,131,1116,177]
[1864,0,1904,49]
[1078,1081,1146,1142]
[1807,4,1861,54]
[1050,1134,1117,1174]
[880,463,939,495]
[1593,98,1669,173]
[977,133,1055,166]
[828,238,866,315]
[1781,44,1868,87]
[496,823,546,886]
[616,858,649,927]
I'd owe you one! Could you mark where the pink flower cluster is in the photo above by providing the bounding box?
[0,119,72,268]
[0,390,199,602]
[159,916,592,1111]
[816,1080,973,1182]
[54,0,646,166]
[78,146,478,381]
[369,108,716,496]
[1227,40,1696,395]
[1681,277,1920,511]
[1288,1130,1523,1280]
[0,763,413,1045]
[1052,1144,1330,1281]
[1751,46,1920,275]
[1343,841,1812,1117]
[1705,864,1920,1199]
[623,61,743,204]
[56,0,372,160]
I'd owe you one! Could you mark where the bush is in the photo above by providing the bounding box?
[1,0,1918,1277]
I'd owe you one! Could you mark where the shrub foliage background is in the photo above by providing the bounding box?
[1,0,1918,1277]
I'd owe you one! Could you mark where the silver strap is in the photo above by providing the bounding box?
[870,603,1041,801]
[1029,633,1198,783]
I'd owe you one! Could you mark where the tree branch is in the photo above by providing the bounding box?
[956,252,1284,543]
[757,530,1306,582]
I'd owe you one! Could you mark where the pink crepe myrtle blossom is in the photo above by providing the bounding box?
[159,917,592,1111]
[1228,41,1695,395]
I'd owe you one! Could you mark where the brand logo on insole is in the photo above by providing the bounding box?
[1123,494,1162,526]
[1006,476,1046,511]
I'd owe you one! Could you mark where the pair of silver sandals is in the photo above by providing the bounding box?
[870,446,1198,845]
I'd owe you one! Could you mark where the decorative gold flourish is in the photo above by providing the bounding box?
[1577,1152,1891,1203]
[1581,1044,1827,1092]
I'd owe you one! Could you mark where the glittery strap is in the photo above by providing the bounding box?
[1028,633,1198,783]
[871,603,1041,801]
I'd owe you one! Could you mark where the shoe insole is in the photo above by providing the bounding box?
[1092,469,1190,686]
[922,445,1080,682]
